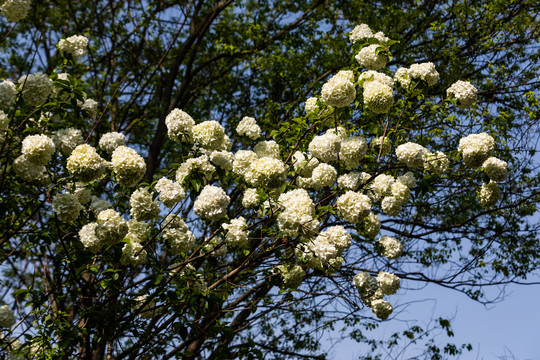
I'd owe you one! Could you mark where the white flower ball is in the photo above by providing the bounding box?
[355,44,387,70]
[57,35,89,59]
[0,0,31,22]
[447,80,478,109]
[155,177,186,207]
[89,195,112,214]
[478,181,500,208]
[305,97,319,115]
[163,220,196,255]
[21,134,55,165]
[321,76,356,108]
[381,196,402,216]
[353,272,378,298]
[308,132,341,163]
[363,81,394,114]
[18,72,53,107]
[254,140,280,159]
[222,216,250,248]
[458,133,495,168]
[278,188,315,217]
[53,128,83,156]
[192,120,229,151]
[319,225,351,253]
[337,172,363,191]
[232,150,258,177]
[67,144,106,182]
[194,185,230,221]
[379,236,403,259]
[362,212,381,238]
[396,142,428,169]
[391,180,410,203]
[125,219,149,243]
[236,116,261,140]
[246,157,287,188]
[374,31,390,43]
[276,264,305,289]
[165,108,195,142]
[130,188,160,221]
[0,80,17,109]
[424,151,449,175]
[397,172,416,188]
[111,146,146,187]
[340,135,367,169]
[80,98,98,117]
[482,157,508,182]
[99,132,125,154]
[0,305,16,328]
[176,155,215,184]
[95,209,129,247]
[242,188,260,209]
[336,191,371,224]
[120,240,147,266]
[359,71,394,89]
[369,173,395,199]
[350,24,374,43]
[51,193,83,222]
[394,67,411,88]
[310,163,337,190]
[371,299,393,320]
[377,271,400,295]
[408,62,439,86]
[210,150,233,170]
[292,151,319,177]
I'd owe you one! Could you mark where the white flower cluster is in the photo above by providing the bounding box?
[393,67,411,88]
[395,142,428,169]
[377,272,400,295]
[277,189,318,238]
[194,185,230,221]
[0,305,16,328]
[276,264,305,289]
[130,188,160,221]
[0,80,17,109]
[19,72,53,107]
[478,181,500,208]
[398,171,416,188]
[359,71,394,89]
[210,150,233,170]
[337,171,363,191]
[361,212,381,238]
[89,195,111,214]
[67,144,105,182]
[162,215,196,254]
[447,80,478,109]
[482,157,507,182]
[71,183,91,204]
[176,154,215,184]
[99,132,125,154]
[232,150,258,177]
[95,209,129,247]
[340,135,367,169]
[111,146,146,187]
[355,44,388,70]
[222,216,250,248]
[458,133,495,168]
[369,173,395,200]
[349,24,374,43]
[254,140,280,159]
[424,151,449,175]
[336,191,371,224]
[306,163,337,190]
[378,236,403,259]
[21,134,55,165]
[305,97,319,115]
[57,35,89,59]
[245,156,287,188]
[165,108,195,142]
[292,151,319,178]
[0,0,31,22]
[78,223,100,252]
[242,188,259,209]
[121,239,147,266]
[381,196,402,216]
[308,131,341,163]
[236,116,261,139]
[320,71,356,108]
[155,177,185,207]
[51,193,83,222]
[79,98,98,117]
[363,80,394,114]
[408,62,439,86]
[370,136,392,156]
[53,128,83,155]
[301,226,351,272]
[353,272,378,300]
[371,299,393,320]
[192,120,231,151]
[353,271,397,320]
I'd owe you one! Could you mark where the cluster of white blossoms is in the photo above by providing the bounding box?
[176,155,215,184]
[369,173,395,200]
[232,150,258,177]
[424,151,449,175]
[79,209,128,252]
[349,23,389,44]
[111,146,146,187]
[253,140,279,159]
[0,305,16,328]
[378,272,401,295]
[482,157,508,182]
[19,72,53,107]
[304,97,319,115]
[277,189,318,238]
[355,44,388,71]
[192,120,231,151]
[446,80,478,109]
[222,216,250,248]
[362,80,394,114]
[155,177,185,207]
[245,156,287,188]
[130,188,160,221]
[89,195,111,214]
[276,264,305,289]
[236,116,261,140]
[378,236,403,259]
[165,108,195,142]
[336,191,371,224]
[370,136,392,156]
[57,35,89,59]
[320,71,356,108]
[359,70,394,89]
[360,212,381,238]
[308,131,341,163]
[72,183,92,204]
[292,151,319,178]
[53,128,83,155]
[162,215,196,254]
[51,193,83,222]
[21,134,55,165]
[395,142,429,169]
[0,80,17,109]
[337,171,363,191]
[210,150,233,170]
[300,225,351,272]
[458,132,495,168]
[340,135,367,169]
[478,180,501,208]
[305,163,337,190]
[194,185,230,221]
[121,221,148,266]
[67,144,105,182]
[0,0,31,22]
[408,62,439,86]
[99,132,125,154]
[353,271,399,320]
[79,98,98,117]
[242,188,260,209]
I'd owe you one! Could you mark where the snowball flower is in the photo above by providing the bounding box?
[165,108,195,142]
[236,116,261,140]
[305,97,319,115]
[355,44,387,70]
[111,146,146,187]
[276,264,305,289]
[222,217,250,248]
[398,172,416,188]
[377,272,400,295]
[232,150,258,177]
[89,195,112,214]
[194,185,230,221]
[337,172,363,191]
[310,163,337,190]
[254,140,280,159]
[369,173,395,199]
[0,0,31,22]
[308,132,341,163]
[394,67,411,88]
[51,193,83,222]
[447,80,478,109]
[130,188,160,221]
[0,305,16,328]
[424,151,449,175]
[67,144,106,182]
[349,24,373,43]
[353,272,378,298]
[95,209,129,247]
[371,299,393,320]
[0,80,17,109]
[57,35,89,59]
[120,240,147,266]
[478,181,500,208]
[21,134,55,165]
[482,157,508,182]
[381,196,402,216]
[458,133,495,168]
[408,62,439,86]
[340,135,367,169]
[79,98,98,117]
[155,177,185,207]
[361,212,381,238]
[79,223,101,252]
[13,155,46,182]
[246,157,287,188]
[242,188,260,209]
[162,215,196,254]
[320,75,356,108]
[99,132,125,154]
[363,81,394,114]
[359,71,394,89]
[53,128,83,155]
[319,226,351,253]
[378,236,403,259]
[292,151,319,177]
[336,191,371,224]
[210,150,233,170]
[176,155,215,184]
[396,142,428,169]
[18,72,53,106]
[391,180,410,203]
[192,120,229,151]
